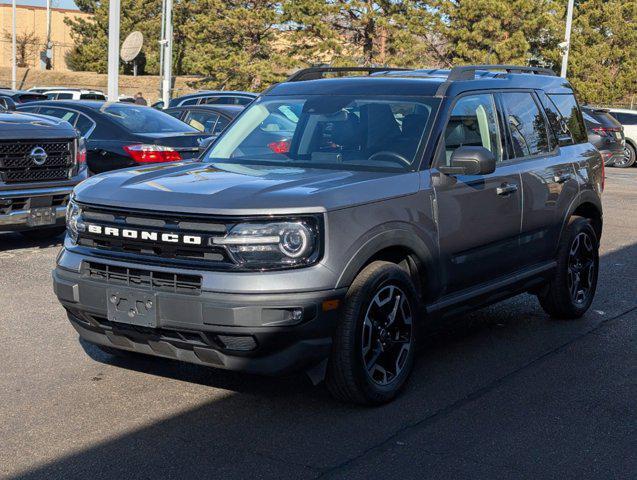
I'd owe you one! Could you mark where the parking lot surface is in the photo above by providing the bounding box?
[1,169,635,480]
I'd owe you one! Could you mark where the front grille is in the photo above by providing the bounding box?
[0,140,75,183]
[0,193,68,215]
[77,204,234,268]
[84,261,202,295]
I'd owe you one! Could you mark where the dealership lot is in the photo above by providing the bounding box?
[1,169,635,479]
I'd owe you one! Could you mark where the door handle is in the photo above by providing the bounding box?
[554,173,571,184]
[496,183,518,196]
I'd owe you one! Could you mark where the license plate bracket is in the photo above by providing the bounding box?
[27,207,56,227]
[106,288,158,328]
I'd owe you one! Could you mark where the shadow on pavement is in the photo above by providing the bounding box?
[10,241,637,480]
[0,231,64,252]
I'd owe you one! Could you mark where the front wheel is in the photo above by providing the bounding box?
[538,217,599,319]
[326,261,419,405]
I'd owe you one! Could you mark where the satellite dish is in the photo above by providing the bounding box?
[120,31,144,62]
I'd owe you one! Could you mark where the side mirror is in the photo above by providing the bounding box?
[439,146,496,176]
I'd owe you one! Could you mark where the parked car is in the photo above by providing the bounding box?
[54,65,603,405]
[581,106,625,167]
[165,104,242,134]
[0,89,47,105]
[18,101,212,174]
[167,90,257,108]
[0,101,87,239]
[43,89,107,101]
[608,108,637,168]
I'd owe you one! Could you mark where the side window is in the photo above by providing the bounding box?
[612,112,637,126]
[537,92,563,148]
[236,97,254,106]
[38,107,79,126]
[501,92,550,158]
[180,98,198,106]
[56,92,75,100]
[184,110,220,132]
[74,114,95,137]
[547,94,587,144]
[212,115,231,135]
[443,93,502,164]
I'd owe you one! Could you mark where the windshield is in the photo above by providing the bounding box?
[203,95,439,171]
[102,104,197,134]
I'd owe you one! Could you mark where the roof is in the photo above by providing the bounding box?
[17,100,143,112]
[265,65,574,98]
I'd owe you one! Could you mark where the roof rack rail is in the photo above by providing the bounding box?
[447,64,556,81]
[286,66,410,82]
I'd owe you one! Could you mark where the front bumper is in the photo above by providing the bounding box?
[0,185,73,232]
[53,263,346,375]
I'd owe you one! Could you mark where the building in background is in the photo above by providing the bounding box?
[0,3,90,71]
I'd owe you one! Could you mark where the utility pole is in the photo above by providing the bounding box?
[45,0,52,69]
[107,0,121,101]
[11,0,16,89]
[159,0,166,102]
[161,0,173,107]
[560,0,575,78]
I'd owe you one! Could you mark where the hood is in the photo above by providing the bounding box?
[0,112,77,139]
[74,162,420,215]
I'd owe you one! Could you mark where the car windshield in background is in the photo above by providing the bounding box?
[204,95,439,171]
[101,104,198,134]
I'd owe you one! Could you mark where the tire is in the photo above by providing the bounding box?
[615,143,636,168]
[19,226,66,241]
[326,261,419,405]
[538,217,599,319]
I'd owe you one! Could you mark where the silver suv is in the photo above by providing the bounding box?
[53,66,604,404]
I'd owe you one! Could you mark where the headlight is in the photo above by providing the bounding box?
[213,219,320,268]
[65,198,84,243]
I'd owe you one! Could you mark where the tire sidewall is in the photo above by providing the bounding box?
[558,219,600,316]
[344,263,419,402]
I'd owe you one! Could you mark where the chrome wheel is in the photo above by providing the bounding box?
[567,232,596,305]
[361,284,413,386]
[615,145,636,168]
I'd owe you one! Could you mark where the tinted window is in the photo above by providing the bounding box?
[184,110,220,132]
[236,97,254,105]
[206,96,437,171]
[180,98,198,106]
[166,110,183,120]
[80,93,106,100]
[501,92,550,158]
[102,104,198,134]
[213,115,231,135]
[38,107,79,125]
[75,114,95,137]
[611,112,637,125]
[537,92,564,148]
[56,93,75,100]
[548,94,587,143]
[444,93,502,163]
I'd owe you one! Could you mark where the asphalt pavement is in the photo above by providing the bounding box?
[0,169,635,480]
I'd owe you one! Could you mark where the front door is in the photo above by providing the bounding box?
[433,93,523,294]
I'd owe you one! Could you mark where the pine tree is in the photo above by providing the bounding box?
[437,0,564,68]
[567,0,637,105]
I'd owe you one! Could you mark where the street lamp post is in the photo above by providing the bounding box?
[561,0,575,78]
[11,0,16,90]
[107,0,121,101]
[162,0,173,107]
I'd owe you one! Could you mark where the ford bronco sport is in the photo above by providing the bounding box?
[53,65,603,404]
[0,101,86,239]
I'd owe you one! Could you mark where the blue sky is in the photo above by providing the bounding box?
[1,0,78,10]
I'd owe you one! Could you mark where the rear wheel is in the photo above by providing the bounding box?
[538,217,599,319]
[615,143,636,168]
[326,261,418,405]
[19,226,65,241]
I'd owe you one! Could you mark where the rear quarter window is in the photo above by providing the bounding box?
[547,94,588,144]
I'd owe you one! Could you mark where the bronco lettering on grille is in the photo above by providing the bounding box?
[86,224,203,245]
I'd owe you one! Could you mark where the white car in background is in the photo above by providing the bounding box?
[609,108,637,168]
[37,89,107,101]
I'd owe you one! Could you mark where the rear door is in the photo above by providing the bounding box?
[433,92,523,294]
[501,91,579,266]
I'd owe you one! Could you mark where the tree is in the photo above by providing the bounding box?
[3,30,41,68]
[283,1,445,68]
[566,0,637,105]
[180,0,294,91]
[437,0,564,68]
